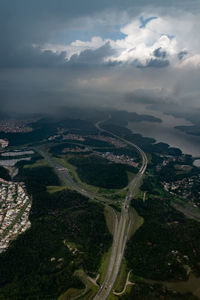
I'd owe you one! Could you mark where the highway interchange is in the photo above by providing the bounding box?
[93,121,147,299]
[38,119,147,299]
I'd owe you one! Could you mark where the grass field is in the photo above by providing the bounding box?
[23,159,49,168]
[127,207,144,240]
[104,205,118,235]
[97,247,113,286]
[46,185,67,193]
[143,273,200,299]
[58,287,85,300]
[127,171,135,183]
[113,258,128,293]
[58,269,99,300]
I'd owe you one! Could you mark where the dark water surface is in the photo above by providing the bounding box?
[117,103,200,157]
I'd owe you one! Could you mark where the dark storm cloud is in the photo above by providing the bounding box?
[0,42,116,69]
[136,58,170,68]
[69,43,115,65]
[0,0,149,46]
[125,89,167,105]
[0,46,67,68]
[145,58,170,68]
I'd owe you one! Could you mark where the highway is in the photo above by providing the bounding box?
[36,119,147,300]
[93,120,147,299]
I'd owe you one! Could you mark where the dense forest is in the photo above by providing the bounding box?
[121,281,198,300]
[125,197,200,281]
[16,165,61,194]
[0,166,11,181]
[68,155,136,189]
[158,162,200,182]
[0,165,111,300]
[50,142,86,155]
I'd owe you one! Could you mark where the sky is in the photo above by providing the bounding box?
[1,0,200,115]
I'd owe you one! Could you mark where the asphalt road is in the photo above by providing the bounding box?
[93,120,147,299]
[37,149,105,202]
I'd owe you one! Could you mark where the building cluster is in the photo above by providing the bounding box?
[48,133,86,141]
[0,139,9,148]
[63,134,85,142]
[50,132,127,148]
[95,151,139,168]
[170,250,189,269]
[65,240,79,256]
[50,132,138,168]
[156,155,176,171]
[62,146,89,153]
[89,135,126,148]
[0,119,33,133]
[60,144,138,168]
[162,174,200,206]
[0,179,31,253]
[48,135,61,141]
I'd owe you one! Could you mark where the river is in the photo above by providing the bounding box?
[116,103,200,157]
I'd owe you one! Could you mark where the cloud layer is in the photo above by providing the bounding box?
[0,0,200,114]
[44,12,200,70]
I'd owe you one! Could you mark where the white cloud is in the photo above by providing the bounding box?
[177,54,200,69]
[42,12,200,69]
